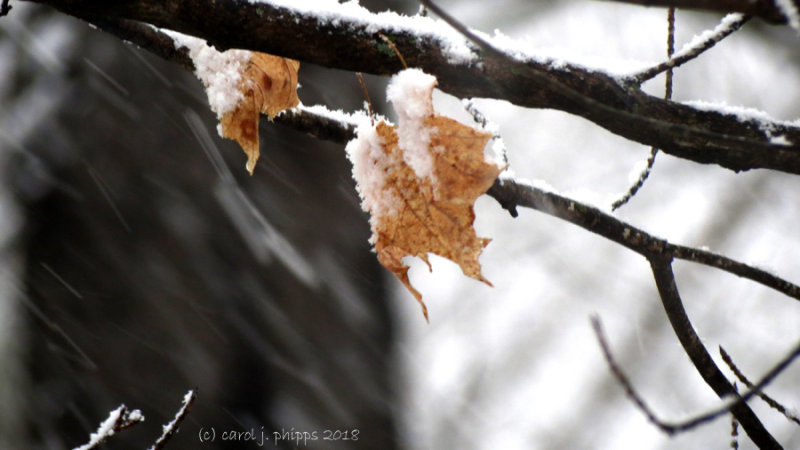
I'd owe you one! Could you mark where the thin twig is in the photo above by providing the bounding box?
[720,346,800,427]
[149,389,197,450]
[630,13,750,85]
[592,315,800,440]
[650,255,782,449]
[378,32,408,69]
[612,8,676,211]
[356,73,374,125]
[591,316,667,431]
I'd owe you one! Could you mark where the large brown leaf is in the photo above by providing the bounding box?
[350,71,503,320]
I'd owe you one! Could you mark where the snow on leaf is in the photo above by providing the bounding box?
[219,53,300,174]
[169,32,300,174]
[347,69,504,320]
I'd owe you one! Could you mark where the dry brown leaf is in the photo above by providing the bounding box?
[371,114,501,321]
[219,53,300,174]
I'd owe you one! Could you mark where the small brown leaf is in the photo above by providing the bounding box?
[219,53,300,174]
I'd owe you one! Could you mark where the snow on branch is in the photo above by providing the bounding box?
[25,0,800,176]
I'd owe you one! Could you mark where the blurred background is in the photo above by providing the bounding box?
[1,1,799,449]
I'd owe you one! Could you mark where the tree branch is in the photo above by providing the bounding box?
[24,0,800,175]
[53,17,800,308]
[649,255,782,449]
[599,0,794,24]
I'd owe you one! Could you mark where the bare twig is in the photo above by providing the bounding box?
[591,316,667,431]
[720,346,800,427]
[149,389,197,450]
[630,13,750,85]
[593,315,800,440]
[650,255,782,449]
[612,8,676,211]
[356,73,374,125]
[378,32,408,69]
[74,405,144,450]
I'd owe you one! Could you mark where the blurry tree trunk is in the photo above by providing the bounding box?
[4,5,399,449]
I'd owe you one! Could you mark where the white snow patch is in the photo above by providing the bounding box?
[672,14,746,62]
[683,99,800,143]
[165,31,250,119]
[345,120,401,242]
[296,103,376,128]
[73,406,124,450]
[770,134,792,146]
[246,0,477,64]
[387,69,438,183]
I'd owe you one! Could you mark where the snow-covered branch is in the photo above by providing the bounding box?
[24,0,800,175]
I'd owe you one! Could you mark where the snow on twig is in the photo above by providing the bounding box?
[149,389,197,450]
[72,405,144,450]
[630,13,750,84]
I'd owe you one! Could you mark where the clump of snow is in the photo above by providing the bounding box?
[346,118,401,241]
[770,134,792,146]
[775,0,800,32]
[387,69,438,183]
[73,406,124,450]
[683,99,800,144]
[166,31,250,119]
[294,102,376,128]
